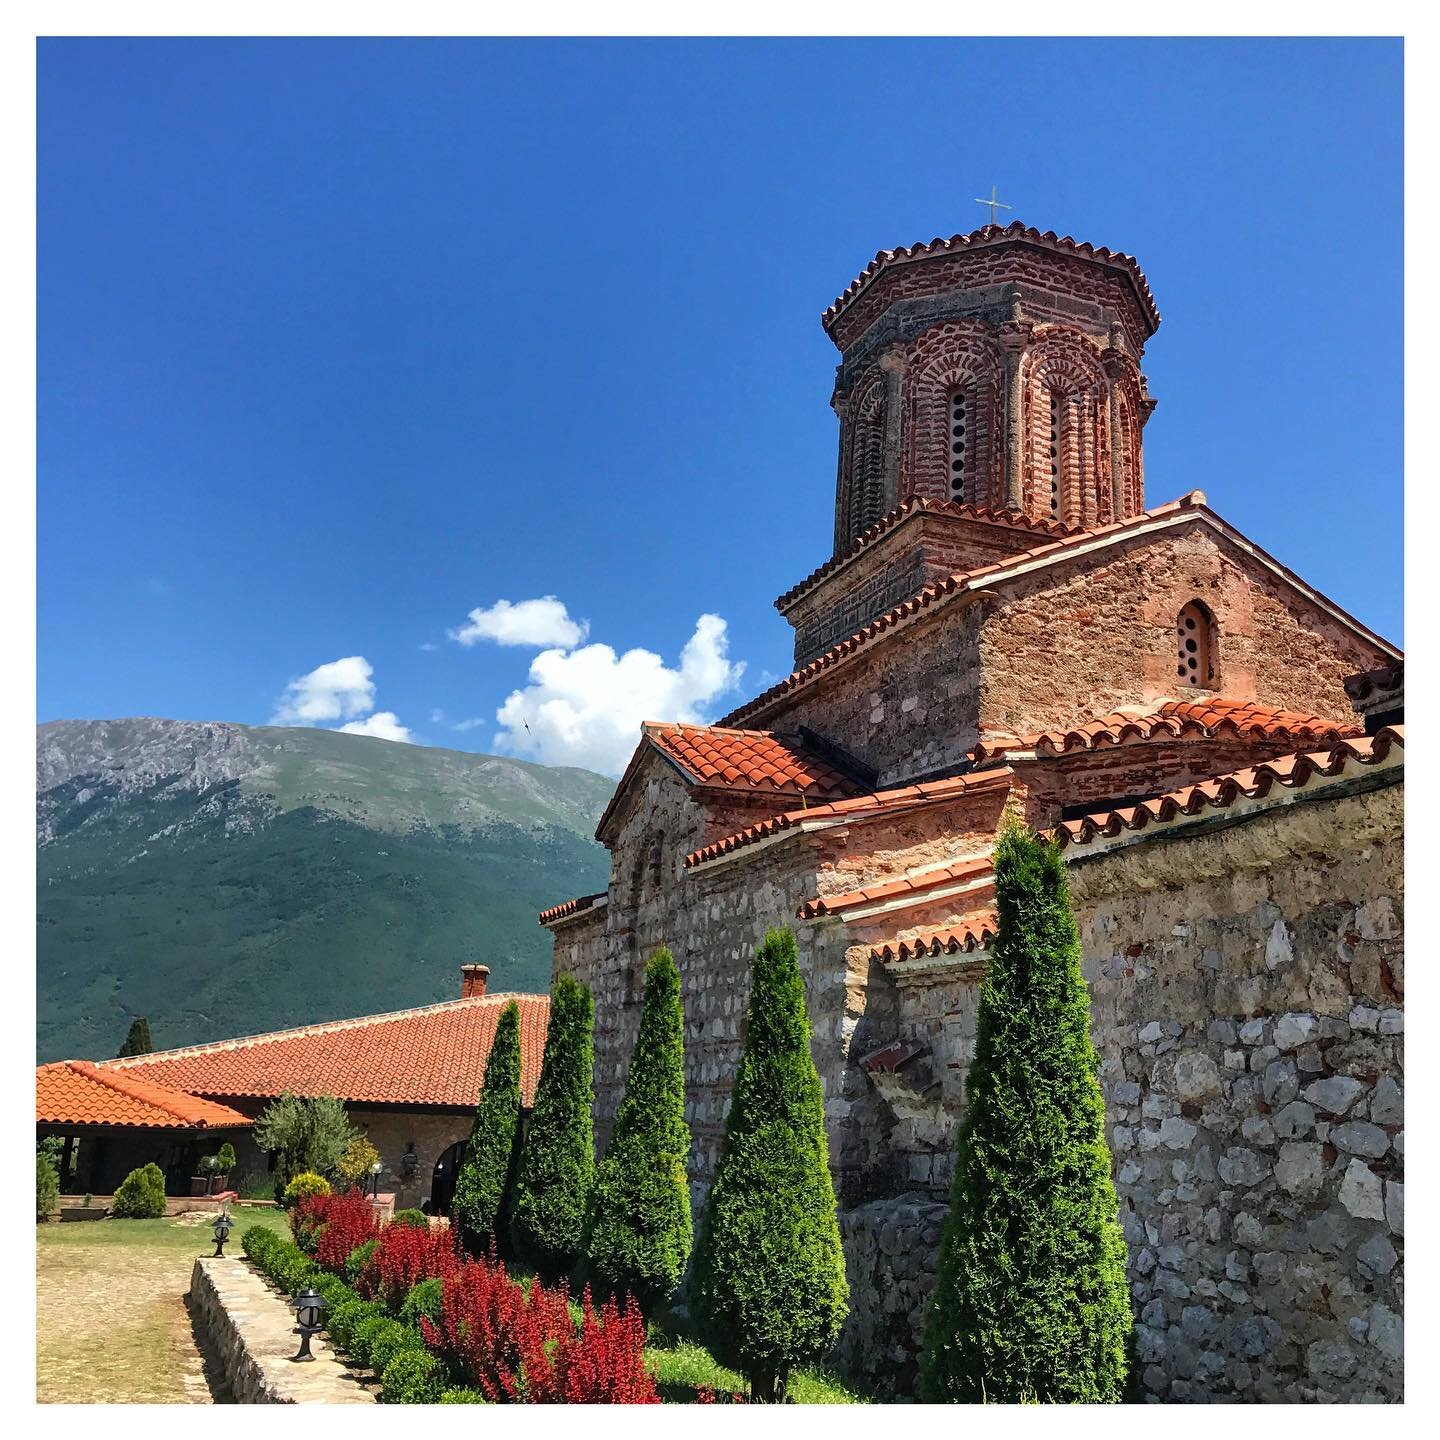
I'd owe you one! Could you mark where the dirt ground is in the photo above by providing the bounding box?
[36,1211,288,1404]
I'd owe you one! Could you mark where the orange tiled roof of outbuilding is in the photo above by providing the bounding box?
[37,1060,253,1130]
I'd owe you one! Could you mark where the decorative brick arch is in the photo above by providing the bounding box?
[842,370,887,542]
[904,320,1002,509]
[1113,374,1145,517]
[1022,330,1109,527]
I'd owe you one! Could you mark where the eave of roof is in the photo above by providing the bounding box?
[871,914,999,964]
[1048,727,1403,856]
[684,767,1013,872]
[799,855,993,921]
[824,221,1161,341]
[538,891,608,928]
[774,497,1077,614]
[37,1061,254,1130]
[720,494,1402,730]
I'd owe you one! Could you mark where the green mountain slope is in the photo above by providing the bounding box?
[37,719,614,1062]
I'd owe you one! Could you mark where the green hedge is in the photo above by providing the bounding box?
[112,1162,167,1219]
[380,1349,443,1404]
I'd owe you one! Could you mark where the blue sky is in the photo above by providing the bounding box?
[38,37,1403,775]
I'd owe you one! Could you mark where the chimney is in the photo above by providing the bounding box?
[460,964,490,1000]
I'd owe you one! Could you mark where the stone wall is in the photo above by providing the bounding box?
[835,779,1403,1402]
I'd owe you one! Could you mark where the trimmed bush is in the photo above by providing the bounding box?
[510,975,595,1279]
[380,1348,442,1404]
[919,822,1131,1403]
[584,947,692,1312]
[400,1275,445,1329]
[346,1238,380,1286]
[214,1142,237,1174]
[367,1319,423,1378]
[691,927,848,1402]
[37,1150,60,1221]
[352,1312,399,1368]
[116,1016,153,1057]
[451,1000,523,1255]
[438,1387,486,1403]
[329,1298,375,1353]
[282,1171,331,1213]
[112,1162,167,1219]
[392,1208,428,1229]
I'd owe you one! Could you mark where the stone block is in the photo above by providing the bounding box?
[1337,1160,1384,1220]
[1274,1143,1326,1199]
[1301,1075,1364,1116]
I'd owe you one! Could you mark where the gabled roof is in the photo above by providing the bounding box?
[685,767,1013,870]
[538,891,607,927]
[870,915,999,963]
[969,698,1362,762]
[1049,727,1403,853]
[594,721,864,843]
[37,1061,253,1130]
[775,497,1077,613]
[720,494,1401,730]
[102,993,550,1109]
[799,856,993,921]
[824,220,1161,339]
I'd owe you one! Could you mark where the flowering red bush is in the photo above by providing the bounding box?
[420,1256,573,1402]
[308,1189,380,1272]
[526,1289,659,1404]
[357,1220,461,1310]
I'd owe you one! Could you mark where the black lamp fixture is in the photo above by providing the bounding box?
[210,1208,234,1258]
[291,1288,327,1362]
[401,1142,418,1180]
[370,1159,383,1199]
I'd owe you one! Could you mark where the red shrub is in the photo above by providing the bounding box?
[420,1256,572,1402]
[310,1189,380,1273]
[357,1220,461,1309]
[526,1288,659,1405]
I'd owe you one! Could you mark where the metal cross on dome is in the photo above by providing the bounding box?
[974,185,1013,226]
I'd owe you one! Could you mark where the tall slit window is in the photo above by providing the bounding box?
[949,390,967,501]
[1048,391,1063,519]
[1177,601,1215,687]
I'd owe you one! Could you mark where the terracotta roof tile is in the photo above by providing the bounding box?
[645,723,862,800]
[684,768,1012,869]
[538,892,607,926]
[799,857,993,920]
[969,698,1361,762]
[871,914,1000,963]
[1048,728,1403,851]
[102,994,551,1109]
[774,497,1077,612]
[37,1061,253,1130]
[824,220,1161,338]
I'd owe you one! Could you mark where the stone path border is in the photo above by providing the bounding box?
[188,1257,376,1404]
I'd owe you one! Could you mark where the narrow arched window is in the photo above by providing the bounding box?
[1177,601,1216,688]
[1048,390,1064,519]
[949,389,968,501]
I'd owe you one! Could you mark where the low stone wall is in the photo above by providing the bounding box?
[188,1257,375,1404]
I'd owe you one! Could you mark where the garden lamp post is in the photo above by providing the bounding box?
[290,1288,326,1362]
[210,1209,233,1258]
[370,1160,383,1199]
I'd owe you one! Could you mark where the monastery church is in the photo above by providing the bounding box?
[540,221,1404,1403]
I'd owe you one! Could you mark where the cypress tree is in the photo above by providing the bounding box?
[691,927,848,1403]
[450,1000,522,1255]
[584,947,692,1313]
[919,820,1131,1403]
[510,973,595,1280]
[116,1017,153,1058]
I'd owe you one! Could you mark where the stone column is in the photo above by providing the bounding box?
[878,344,908,513]
[997,318,1032,514]
[1103,335,1130,522]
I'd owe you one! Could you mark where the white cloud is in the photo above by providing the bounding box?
[452,717,486,733]
[271,656,376,725]
[338,711,414,743]
[492,613,743,775]
[449,596,588,649]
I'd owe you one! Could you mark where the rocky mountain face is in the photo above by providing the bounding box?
[37,719,614,1062]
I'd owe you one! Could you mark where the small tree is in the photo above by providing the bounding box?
[112,1162,167,1218]
[214,1141,237,1175]
[116,1017,153,1057]
[451,999,523,1255]
[510,974,595,1279]
[919,821,1131,1403]
[337,1136,382,1190]
[253,1093,356,1192]
[584,947,692,1312]
[36,1149,60,1220]
[691,927,848,1402]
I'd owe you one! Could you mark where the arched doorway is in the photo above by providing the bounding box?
[429,1140,465,1216]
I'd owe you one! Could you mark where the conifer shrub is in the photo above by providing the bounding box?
[112,1162,167,1219]
[691,927,848,1402]
[510,975,595,1279]
[116,1017,153,1057]
[380,1348,442,1404]
[451,1000,523,1254]
[584,947,692,1312]
[919,821,1131,1403]
[36,1150,60,1221]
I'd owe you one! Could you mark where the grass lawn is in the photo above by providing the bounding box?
[36,1209,291,1404]
[646,1334,864,1404]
